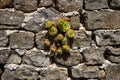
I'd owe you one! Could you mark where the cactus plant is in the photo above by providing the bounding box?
[58,18,65,26]
[62,45,70,53]
[66,29,75,39]
[50,46,57,53]
[45,21,55,29]
[44,39,51,47]
[61,37,68,45]
[48,26,58,37]
[56,34,64,41]
[56,47,63,55]
[59,21,70,32]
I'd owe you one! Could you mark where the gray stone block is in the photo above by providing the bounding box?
[14,0,37,13]
[0,11,24,29]
[94,30,120,46]
[23,50,51,67]
[84,0,108,10]
[104,65,120,80]
[0,30,8,47]
[10,32,34,49]
[84,10,120,30]
[54,49,83,66]
[55,0,83,12]
[110,0,120,9]
[72,64,105,78]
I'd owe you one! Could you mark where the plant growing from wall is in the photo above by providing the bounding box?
[44,17,75,57]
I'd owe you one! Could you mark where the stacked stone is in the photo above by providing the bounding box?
[0,0,120,80]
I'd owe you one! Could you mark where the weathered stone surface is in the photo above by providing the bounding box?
[0,11,24,29]
[2,67,40,80]
[6,53,21,64]
[0,30,8,47]
[84,0,108,10]
[23,50,51,67]
[106,46,120,56]
[0,49,21,64]
[10,32,34,49]
[55,0,83,12]
[72,30,91,48]
[39,0,54,7]
[110,0,120,9]
[104,65,120,80]
[40,65,68,80]
[25,8,61,32]
[72,64,105,79]
[36,31,48,49]
[105,55,120,63]
[84,10,120,30]
[70,15,80,30]
[94,30,120,46]
[0,0,12,8]
[14,0,37,13]
[0,49,11,64]
[54,49,83,66]
[82,45,105,65]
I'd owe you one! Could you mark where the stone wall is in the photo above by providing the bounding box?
[0,0,120,80]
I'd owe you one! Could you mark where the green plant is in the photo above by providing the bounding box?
[44,17,75,57]
[48,26,58,37]
[56,34,64,41]
[62,37,68,45]
[45,21,55,29]
[50,46,57,53]
[62,45,70,53]
[66,29,75,39]
[44,39,51,47]
[59,21,70,32]
[56,48,63,55]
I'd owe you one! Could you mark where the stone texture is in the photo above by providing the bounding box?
[82,45,105,65]
[39,65,68,80]
[84,10,120,30]
[36,31,48,49]
[6,53,21,64]
[72,64,105,79]
[70,15,80,30]
[0,49,11,64]
[9,32,34,49]
[39,0,54,7]
[104,65,120,80]
[110,0,120,9]
[2,67,40,80]
[84,0,108,10]
[24,8,61,32]
[94,30,120,46]
[14,0,38,13]
[0,30,8,47]
[0,11,24,29]
[0,0,12,8]
[72,30,91,48]
[105,55,120,63]
[54,49,83,66]
[23,50,51,67]
[0,49,21,64]
[106,46,120,56]
[55,0,83,12]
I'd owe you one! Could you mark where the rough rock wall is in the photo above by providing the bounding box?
[0,0,120,80]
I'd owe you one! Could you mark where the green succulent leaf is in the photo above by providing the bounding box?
[66,29,75,39]
[59,21,70,32]
[48,26,58,37]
